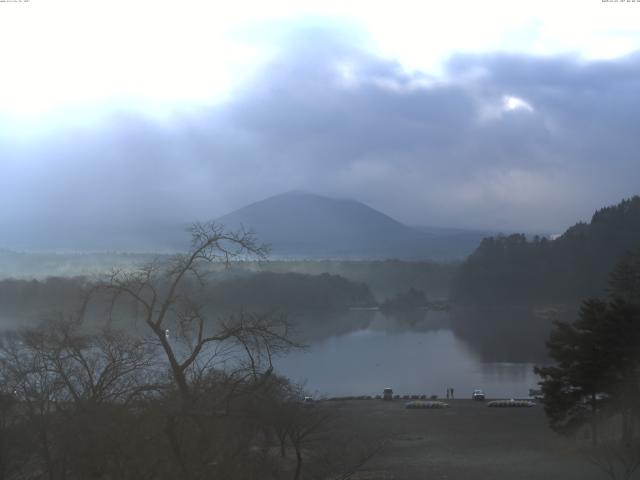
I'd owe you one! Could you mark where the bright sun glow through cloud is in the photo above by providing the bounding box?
[503,96,534,113]
[1,0,640,122]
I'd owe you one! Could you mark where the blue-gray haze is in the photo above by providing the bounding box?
[1,25,638,250]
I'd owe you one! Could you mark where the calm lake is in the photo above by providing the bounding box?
[275,311,541,399]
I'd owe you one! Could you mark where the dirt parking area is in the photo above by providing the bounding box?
[322,399,602,480]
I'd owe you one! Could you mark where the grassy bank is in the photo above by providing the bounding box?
[319,399,601,479]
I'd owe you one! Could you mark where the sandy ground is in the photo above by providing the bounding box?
[322,399,603,480]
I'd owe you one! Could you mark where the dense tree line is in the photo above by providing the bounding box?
[536,252,640,478]
[0,272,375,328]
[208,272,375,313]
[0,277,86,323]
[452,196,640,305]
[253,260,458,300]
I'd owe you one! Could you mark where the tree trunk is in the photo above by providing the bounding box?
[294,443,302,480]
[0,414,6,480]
[622,408,633,446]
[165,414,192,480]
[39,425,56,480]
[591,392,598,446]
[152,323,191,405]
[276,429,288,458]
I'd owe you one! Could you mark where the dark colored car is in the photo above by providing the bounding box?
[383,388,393,401]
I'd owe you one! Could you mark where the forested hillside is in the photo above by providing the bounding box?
[451,196,640,305]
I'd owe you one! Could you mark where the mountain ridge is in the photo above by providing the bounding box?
[217,191,490,260]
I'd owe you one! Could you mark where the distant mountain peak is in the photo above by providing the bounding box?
[264,190,363,205]
[217,192,488,260]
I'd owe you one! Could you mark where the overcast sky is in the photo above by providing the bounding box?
[1,0,640,242]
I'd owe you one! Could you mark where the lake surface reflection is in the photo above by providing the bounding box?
[275,313,540,398]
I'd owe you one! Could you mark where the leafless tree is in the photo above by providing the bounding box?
[253,380,385,480]
[585,416,640,480]
[0,390,18,480]
[78,222,302,479]
[87,222,297,406]
[0,316,162,480]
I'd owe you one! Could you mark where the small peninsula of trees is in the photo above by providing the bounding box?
[379,288,427,313]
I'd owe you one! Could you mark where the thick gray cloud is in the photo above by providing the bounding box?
[1,25,639,249]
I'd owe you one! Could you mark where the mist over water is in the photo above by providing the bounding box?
[275,312,540,398]
[0,268,549,400]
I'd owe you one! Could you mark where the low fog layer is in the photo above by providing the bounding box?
[1,26,639,250]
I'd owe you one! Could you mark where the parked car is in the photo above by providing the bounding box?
[472,389,485,401]
[383,388,393,401]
